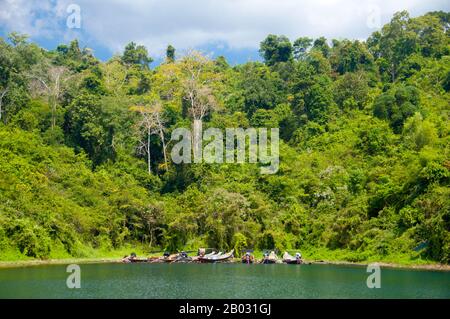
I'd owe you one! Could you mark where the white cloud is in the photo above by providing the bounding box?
[0,0,66,38]
[0,0,449,57]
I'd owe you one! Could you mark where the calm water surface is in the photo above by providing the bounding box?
[0,263,449,298]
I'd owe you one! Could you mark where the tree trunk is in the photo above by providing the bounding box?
[147,128,151,174]
[193,119,202,163]
[160,129,168,170]
[50,97,56,130]
[156,113,168,170]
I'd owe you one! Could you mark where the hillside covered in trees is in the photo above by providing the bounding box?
[0,11,448,264]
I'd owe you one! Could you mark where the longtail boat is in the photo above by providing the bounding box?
[173,251,193,263]
[260,251,279,264]
[122,256,148,263]
[198,250,234,263]
[122,253,148,263]
[282,252,303,264]
[241,253,255,264]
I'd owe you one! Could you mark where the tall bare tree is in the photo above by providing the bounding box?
[154,109,168,169]
[130,99,167,174]
[180,50,218,121]
[180,51,218,162]
[28,63,72,130]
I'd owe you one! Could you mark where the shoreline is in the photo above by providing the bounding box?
[1,257,449,271]
[307,260,450,272]
[0,258,122,269]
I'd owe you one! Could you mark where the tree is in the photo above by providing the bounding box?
[333,71,369,109]
[68,39,82,60]
[0,39,12,122]
[179,51,218,163]
[8,32,28,47]
[368,11,419,82]
[238,62,284,115]
[330,40,374,74]
[102,58,131,96]
[28,62,72,129]
[402,113,437,150]
[131,98,167,173]
[64,93,115,165]
[122,42,153,69]
[409,13,449,58]
[303,75,335,123]
[0,37,27,123]
[214,56,229,70]
[180,51,218,121]
[259,35,293,66]
[312,37,330,57]
[306,50,331,75]
[293,37,313,60]
[373,85,420,133]
[166,45,175,62]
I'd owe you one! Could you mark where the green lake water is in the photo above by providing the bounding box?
[0,263,449,298]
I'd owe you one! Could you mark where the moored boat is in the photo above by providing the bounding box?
[173,251,193,263]
[122,253,148,263]
[261,251,279,264]
[282,252,303,264]
[198,250,234,263]
[241,252,255,264]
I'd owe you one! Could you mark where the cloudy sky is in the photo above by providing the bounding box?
[0,0,449,64]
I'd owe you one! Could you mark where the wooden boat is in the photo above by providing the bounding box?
[282,252,303,264]
[122,256,148,263]
[147,256,164,263]
[131,258,148,263]
[173,252,193,263]
[162,253,179,262]
[241,253,254,264]
[261,251,279,264]
[122,253,148,263]
[198,250,234,263]
[201,251,215,258]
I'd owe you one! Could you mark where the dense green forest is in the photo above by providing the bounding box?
[0,11,448,264]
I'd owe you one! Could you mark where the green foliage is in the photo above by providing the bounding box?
[293,37,313,61]
[0,10,449,264]
[302,75,335,123]
[259,35,293,66]
[330,39,374,74]
[333,72,370,110]
[166,45,175,62]
[236,62,285,115]
[373,85,420,133]
[121,42,153,69]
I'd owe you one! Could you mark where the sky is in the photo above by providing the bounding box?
[0,0,449,65]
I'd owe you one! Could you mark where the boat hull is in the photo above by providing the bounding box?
[283,259,303,264]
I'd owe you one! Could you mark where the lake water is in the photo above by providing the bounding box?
[0,263,449,298]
